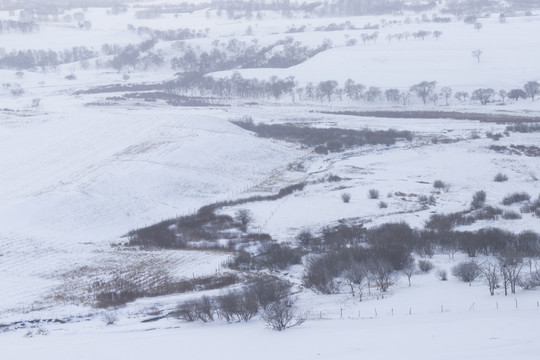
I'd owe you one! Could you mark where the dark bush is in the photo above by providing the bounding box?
[418,259,434,272]
[520,195,540,214]
[494,173,509,182]
[502,210,522,220]
[436,269,448,281]
[367,223,415,269]
[471,190,487,209]
[232,121,413,152]
[433,180,449,191]
[247,277,292,310]
[341,192,351,203]
[216,289,259,322]
[469,205,503,221]
[321,223,365,249]
[296,229,317,249]
[502,192,531,205]
[452,260,480,284]
[368,189,380,199]
[174,296,214,322]
[258,242,302,271]
[226,249,254,271]
[425,212,472,232]
[261,297,302,331]
[506,123,540,133]
[303,255,340,294]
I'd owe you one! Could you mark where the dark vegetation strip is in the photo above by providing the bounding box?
[232,119,413,154]
[94,273,240,309]
[105,92,225,107]
[127,182,306,249]
[320,110,540,124]
[489,145,540,157]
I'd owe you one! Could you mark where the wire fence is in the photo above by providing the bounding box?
[301,298,540,321]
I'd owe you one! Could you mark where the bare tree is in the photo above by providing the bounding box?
[401,257,416,287]
[498,89,507,104]
[365,86,381,102]
[472,49,483,63]
[317,80,338,102]
[524,81,540,101]
[498,251,524,295]
[508,88,526,101]
[454,91,469,103]
[474,22,483,32]
[481,261,499,296]
[369,259,396,292]
[344,263,367,298]
[385,88,401,103]
[261,297,303,331]
[410,81,437,105]
[440,87,452,105]
[471,88,495,105]
[296,229,315,248]
[452,260,480,285]
[235,209,253,232]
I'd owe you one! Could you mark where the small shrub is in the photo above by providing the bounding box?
[494,173,508,182]
[452,260,480,284]
[234,209,253,232]
[486,132,503,141]
[433,180,450,192]
[174,296,215,323]
[520,195,540,214]
[247,277,292,310]
[10,87,24,96]
[326,174,343,182]
[378,201,388,209]
[174,300,201,322]
[469,205,503,220]
[341,192,351,203]
[418,194,429,205]
[519,270,540,290]
[502,192,531,205]
[314,145,328,154]
[368,189,380,199]
[261,297,303,331]
[502,210,522,220]
[296,229,315,248]
[102,311,118,325]
[418,259,434,273]
[259,242,302,271]
[216,290,258,322]
[471,190,486,209]
[65,73,77,80]
[436,268,448,281]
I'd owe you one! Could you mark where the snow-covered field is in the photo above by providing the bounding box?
[1,1,540,358]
